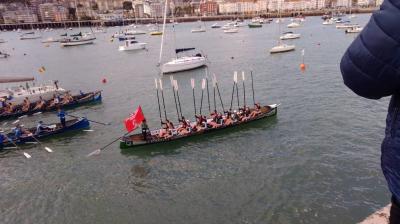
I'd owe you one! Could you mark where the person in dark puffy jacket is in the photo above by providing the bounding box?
[340,1,400,222]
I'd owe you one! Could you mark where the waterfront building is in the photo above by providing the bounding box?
[200,1,219,16]
[39,3,56,22]
[3,9,38,24]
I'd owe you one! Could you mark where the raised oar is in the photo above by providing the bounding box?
[213,73,225,112]
[199,79,206,115]
[242,71,246,108]
[170,76,180,121]
[87,131,132,157]
[159,79,168,120]
[191,78,197,117]
[229,72,236,111]
[174,80,183,119]
[205,69,211,113]
[66,114,110,126]
[251,71,255,105]
[28,134,53,153]
[6,137,31,159]
[235,72,240,109]
[155,78,163,124]
[212,77,217,111]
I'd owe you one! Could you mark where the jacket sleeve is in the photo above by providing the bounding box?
[340,0,400,100]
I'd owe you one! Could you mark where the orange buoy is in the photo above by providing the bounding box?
[300,63,306,71]
[102,78,107,84]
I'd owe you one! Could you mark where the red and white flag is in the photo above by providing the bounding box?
[124,106,145,132]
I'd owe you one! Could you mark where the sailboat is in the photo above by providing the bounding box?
[20,1,41,40]
[159,0,206,74]
[149,16,163,35]
[60,0,96,47]
[191,20,206,33]
[270,6,295,54]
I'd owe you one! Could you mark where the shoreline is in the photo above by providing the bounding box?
[0,7,376,30]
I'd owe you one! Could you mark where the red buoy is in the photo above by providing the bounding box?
[102,78,107,84]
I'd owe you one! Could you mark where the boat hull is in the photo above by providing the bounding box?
[162,57,206,74]
[270,45,296,53]
[60,39,94,46]
[119,43,146,51]
[120,104,278,149]
[248,24,262,28]
[0,91,102,121]
[2,118,90,147]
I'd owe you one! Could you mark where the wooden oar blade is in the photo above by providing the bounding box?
[12,120,20,124]
[44,147,53,153]
[18,115,27,119]
[33,112,42,116]
[87,149,101,157]
[23,152,31,159]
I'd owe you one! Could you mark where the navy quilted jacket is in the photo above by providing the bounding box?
[340,0,400,200]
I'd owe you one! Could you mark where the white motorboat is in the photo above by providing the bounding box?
[345,26,363,33]
[119,40,147,51]
[270,44,296,54]
[0,80,66,104]
[162,55,206,74]
[287,22,300,28]
[60,35,95,47]
[211,23,221,28]
[20,32,42,40]
[280,32,301,40]
[336,23,359,29]
[191,26,206,33]
[322,19,334,25]
[233,22,245,27]
[224,28,239,33]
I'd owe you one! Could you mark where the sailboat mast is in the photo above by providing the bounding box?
[75,0,81,30]
[158,0,169,65]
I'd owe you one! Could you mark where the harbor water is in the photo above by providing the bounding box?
[0,14,390,223]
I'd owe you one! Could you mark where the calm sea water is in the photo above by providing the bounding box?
[0,14,390,224]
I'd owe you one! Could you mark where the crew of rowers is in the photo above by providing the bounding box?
[154,103,263,139]
[0,92,75,115]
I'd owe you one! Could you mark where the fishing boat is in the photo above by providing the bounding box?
[287,22,301,28]
[0,91,102,121]
[248,22,262,28]
[224,28,239,33]
[1,118,90,148]
[119,40,147,51]
[120,104,279,149]
[280,32,301,40]
[211,23,221,28]
[270,44,296,53]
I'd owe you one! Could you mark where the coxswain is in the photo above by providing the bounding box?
[141,119,150,140]
[57,108,66,127]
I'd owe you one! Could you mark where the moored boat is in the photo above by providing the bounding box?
[280,32,301,40]
[1,118,90,148]
[248,22,262,28]
[224,28,239,33]
[270,44,296,54]
[287,22,301,28]
[120,104,279,149]
[119,40,147,51]
[211,23,221,28]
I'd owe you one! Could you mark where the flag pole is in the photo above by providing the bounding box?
[170,76,180,121]
[251,71,255,105]
[155,78,162,124]
[191,78,197,117]
[159,79,167,121]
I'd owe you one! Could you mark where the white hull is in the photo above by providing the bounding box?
[270,44,296,53]
[60,38,95,47]
[336,24,359,29]
[119,43,146,51]
[162,56,206,74]
[287,22,300,28]
[126,30,147,35]
[280,33,301,40]
[0,87,66,104]
[191,29,206,33]
[224,28,239,33]
[20,35,42,40]
[345,27,363,33]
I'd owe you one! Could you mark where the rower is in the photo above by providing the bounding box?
[0,97,7,109]
[22,97,30,112]
[61,92,74,104]
[141,119,150,140]
[13,124,22,140]
[57,108,66,127]
[0,132,5,148]
[33,96,46,110]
